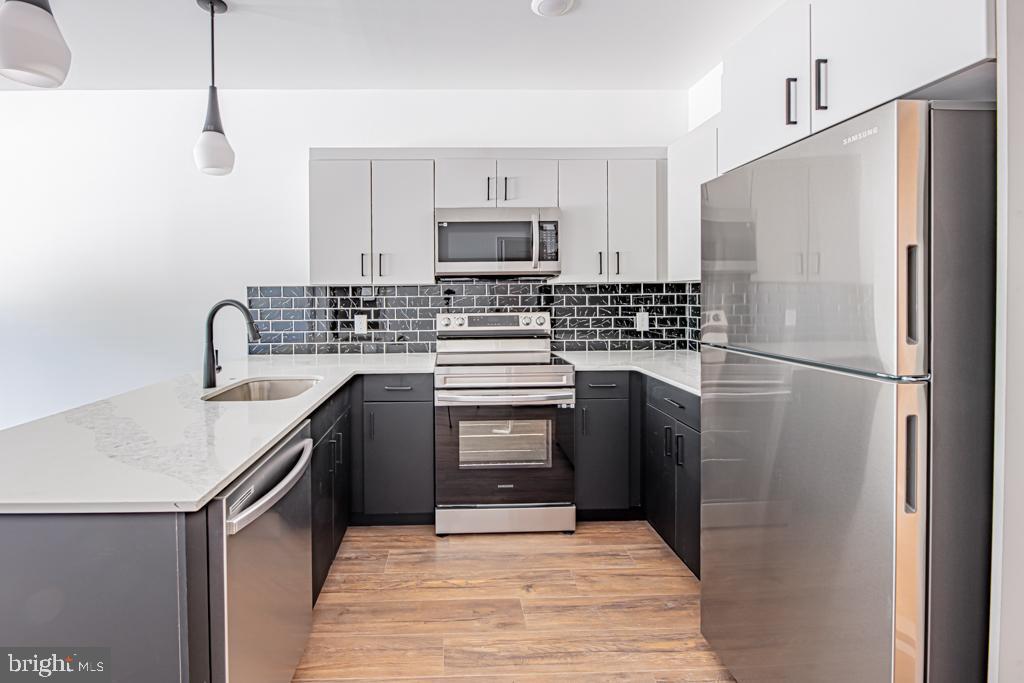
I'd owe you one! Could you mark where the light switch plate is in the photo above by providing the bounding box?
[354,314,368,334]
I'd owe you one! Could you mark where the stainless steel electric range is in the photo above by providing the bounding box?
[433,311,576,535]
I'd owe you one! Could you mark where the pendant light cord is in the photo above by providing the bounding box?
[209,4,216,87]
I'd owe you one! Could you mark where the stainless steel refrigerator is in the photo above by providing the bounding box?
[699,100,995,682]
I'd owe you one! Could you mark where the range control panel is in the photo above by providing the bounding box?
[436,311,550,333]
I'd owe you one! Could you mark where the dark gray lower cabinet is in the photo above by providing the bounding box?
[311,436,335,600]
[311,387,351,603]
[673,421,701,578]
[575,397,631,510]
[645,403,676,547]
[332,406,352,549]
[645,378,701,578]
[363,401,434,515]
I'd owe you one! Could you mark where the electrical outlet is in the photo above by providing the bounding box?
[785,309,797,327]
[354,314,368,334]
[636,311,650,332]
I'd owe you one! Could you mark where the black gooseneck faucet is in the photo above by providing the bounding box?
[203,299,261,389]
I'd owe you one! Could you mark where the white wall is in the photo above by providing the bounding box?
[990,0,1024,678]
[0,89,686,429]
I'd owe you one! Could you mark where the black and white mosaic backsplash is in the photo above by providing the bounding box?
[245,281,701,355]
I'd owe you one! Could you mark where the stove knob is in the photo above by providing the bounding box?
[455,316,466,327]
[521,315,532,326]
[535,315,547,326]
[440,317,452,327]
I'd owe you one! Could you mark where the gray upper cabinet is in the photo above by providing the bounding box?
[435,158,497,208]
[435,158,559,209]
[370,160,435,285]
[496,159,558,207]
[557,160,608,283]
[309,159,372,284]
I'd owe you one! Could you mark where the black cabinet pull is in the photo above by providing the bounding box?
[615,251,622,275]
[675,434,685,467]
[785,77,798,125]
[328,439,337,474]
[384,386,413,391]
[360,253,367,278]
[504,176,510,201]
[378,253,384,277]
[598,251,603,275]
[664,397,686,410]
[581,407,588,435]
[587,383,618,389]
[663,426,672,457]
[814,58,829,110]
[486,176,492,201]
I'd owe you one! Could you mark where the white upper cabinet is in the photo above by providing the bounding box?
[667,122,718,283]
[608,160,659,283]
[557,160,608,283]
[810,0,994,132]
[309,159,372,285]
[497,159,559,207]
[435,158,497,208]
[435,158,559,208]
[370,160,435,285]
[719,0,811,174]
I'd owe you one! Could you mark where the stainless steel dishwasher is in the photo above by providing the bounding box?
[207,420,313,683]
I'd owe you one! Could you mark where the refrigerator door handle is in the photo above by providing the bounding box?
[894,382,928,682]
[896,101,928,376]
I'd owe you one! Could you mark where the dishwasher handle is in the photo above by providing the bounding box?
[225,437,313,536]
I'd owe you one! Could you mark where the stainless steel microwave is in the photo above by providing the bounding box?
[435,208,561,278]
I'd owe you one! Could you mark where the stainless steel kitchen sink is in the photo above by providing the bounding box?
[202,378,320,402]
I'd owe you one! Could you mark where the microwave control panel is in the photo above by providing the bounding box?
[539,222,559,261]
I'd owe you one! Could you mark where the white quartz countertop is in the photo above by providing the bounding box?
[555,350,701,395]
[0,349,701,514]
[0,354,434,514]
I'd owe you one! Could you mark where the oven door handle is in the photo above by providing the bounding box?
[435,390,575,407]
[531,214,540,270]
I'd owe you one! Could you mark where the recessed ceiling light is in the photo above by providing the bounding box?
[531,0,575,18]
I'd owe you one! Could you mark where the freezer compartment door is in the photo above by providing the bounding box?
[701,100,929,377]
[700,348,927,682]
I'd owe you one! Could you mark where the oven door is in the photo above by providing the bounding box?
[434,390,574,507]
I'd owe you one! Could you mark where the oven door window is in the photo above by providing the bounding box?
[437,221,533,263]
[458,419,551,469]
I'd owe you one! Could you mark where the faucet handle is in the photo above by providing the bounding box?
[214,349,222,374]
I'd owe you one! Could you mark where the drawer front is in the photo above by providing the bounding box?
[363,374,433,402]
[647,378,700,431]
[576,372,631,399]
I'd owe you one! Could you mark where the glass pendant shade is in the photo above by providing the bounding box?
[194,86,235,175]
[0,0,71,87]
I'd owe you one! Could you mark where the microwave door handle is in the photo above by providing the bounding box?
[532,214,540,269]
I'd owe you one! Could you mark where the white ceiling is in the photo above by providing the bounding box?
[2,0,783,91]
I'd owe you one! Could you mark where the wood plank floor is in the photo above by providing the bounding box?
[294,521,733,682]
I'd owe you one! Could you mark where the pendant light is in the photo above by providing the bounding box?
[193,0,235,176]
[0,0,71,87]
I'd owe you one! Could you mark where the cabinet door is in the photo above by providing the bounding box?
[557,160,608,283]
[673,421,701,578]
[810,0,992,132]
[435,158,497,208]
[750,157,809,284]
[311,436,335,603]
[371,160,435,285]
[575,398,630,511]
[332,407,351,551]
[497,159,558,208]
[667,122,718,283]
[718,0,811,173]
[644,404,676,546]
[608,159,658,282]
[309,159,372,284]
[363,402,434,515]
